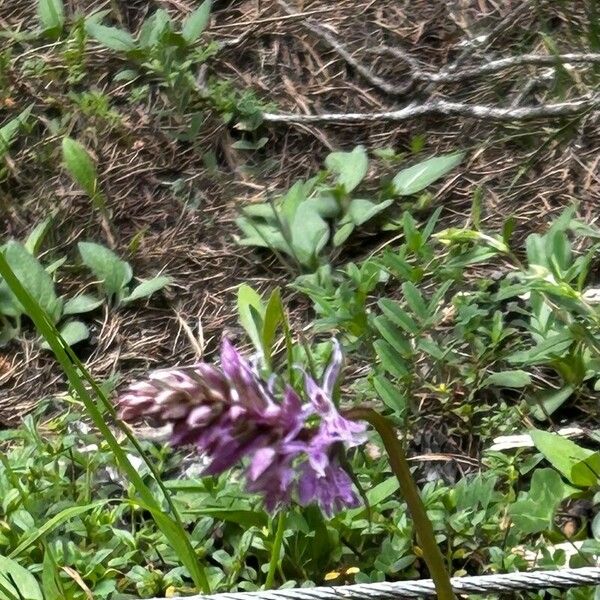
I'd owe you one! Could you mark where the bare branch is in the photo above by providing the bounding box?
[263,96,600,124]
[425,52,600,83]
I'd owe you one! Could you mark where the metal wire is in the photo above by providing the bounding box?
[153,567,600,599]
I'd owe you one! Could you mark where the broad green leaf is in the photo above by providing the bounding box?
[37,0,64,32]
[290,203,329,265]
[393,152,464,196]
[0,105,33,157]
[509,468,568,534]
[348,198,394,226]
[122,275,172,304]
[241,203,277,220]
[231,137,269,150]
[85,22,136,51]
[0,555,43,600]
[235,217,292,254]
[78,242,133,298]
[332,221,355,247]
[24,217,53,256]
[325,146,369,193]
[62,294,103,316]
[482,370,531,388]
[62,137,97,198]
[530,429,600,487]
[181,0,212,44]
[49,320,90,348]
[237,283,264,354]
[138,9,171,48]
[2,241,61,322]
[303,194,340,219]
[530,385,575,420]
[345,476,400,519]
[374,339,409,380]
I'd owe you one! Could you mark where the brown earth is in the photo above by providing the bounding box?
[0,0,599,425]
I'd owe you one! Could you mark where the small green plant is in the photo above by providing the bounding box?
[235,146,464,272]
[0,233,100,348]
[37,0,65,39]
[77,241,172,307]
[0,106,33,181]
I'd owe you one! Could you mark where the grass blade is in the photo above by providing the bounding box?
[0,252,210,594]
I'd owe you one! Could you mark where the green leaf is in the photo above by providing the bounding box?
[237,283,264,354]
[41,545,64,600]
[530,429,600,487]
[231,137,268,151]
[482,370,532,388]
[290,203,329,266]
[348,198,393,226]
[240,203,277,220]
[262,288,283,366]
[235,218,292,254]
[62,138,97,198]
[0,555,43,600]
[378,298,419,335]
[10,500,111,558]
[181,0,212,44]
[325,146,369,193]
[0,105,33,158]
[2,241,61,323]
[138,9,171,48]
[85,22,136,51]
[62,294,103,316]
[509,468,568,534]
[37,0,64,33]
[373,375,406,415]
[78,242,132,299]
[402,281,428,320]
[24,217,53,256]
[507,331,574,365]
[332,222,355,247]
[530,385,575,420]
[122,275,172,304]
[393,152,464,196]
[374,339,409,380]
[373,316,412,357]
[45,320,89,348]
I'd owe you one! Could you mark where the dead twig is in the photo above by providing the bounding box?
[372,49,600,84]
[263,95,600,124]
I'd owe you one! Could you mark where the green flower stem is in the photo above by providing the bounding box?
[345,407,455,600]
[265,511,287,589]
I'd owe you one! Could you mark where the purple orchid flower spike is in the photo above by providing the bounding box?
[118,337,366,516]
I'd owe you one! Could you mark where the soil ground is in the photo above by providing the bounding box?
[0,0,599,427]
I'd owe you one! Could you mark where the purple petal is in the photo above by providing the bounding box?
[248,447,277,481]
[322,339,343,397]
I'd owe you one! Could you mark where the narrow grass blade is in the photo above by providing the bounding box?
[0,252,210,594]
